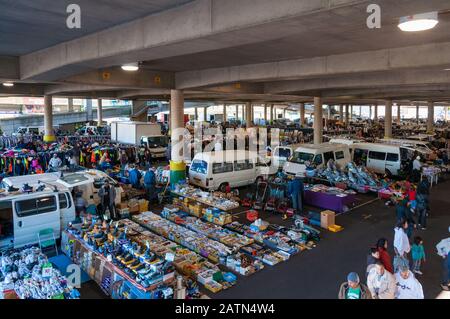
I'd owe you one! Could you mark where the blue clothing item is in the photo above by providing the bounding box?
[129,168,142,187]
[411,244,426,261]
[144,170,156,186]
[395,204,407,222]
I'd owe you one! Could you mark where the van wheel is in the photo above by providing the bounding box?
[255,176,263,185]
[219,183,229,193]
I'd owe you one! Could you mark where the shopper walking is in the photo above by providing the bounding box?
[411,236,426,275]
[376,238,394,274]
[367,262,396,299]
[48,153,62,171]
[411,156,422,182]
[98,180,117,220]
[436,227,450,291]
[338,272,372,299]
[393,219,411,273]
[395,264,424,299]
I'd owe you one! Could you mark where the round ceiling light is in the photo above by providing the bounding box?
[398,12,439,32]
[2,82,14,87]
[121,63,139,71]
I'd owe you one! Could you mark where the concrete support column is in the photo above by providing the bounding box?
[43,95,55,142]
[194,107,198,122]
[264,104,268,122]
[235,104,239,121]
[374,104,378,120]
[385,100,393,139]
[314,97,323,145]
[416,104,420,123]
[245,102,252,128]
[300,103,306,126]
[339,104,344,123]
[223,104,227,123]
[86,99,93,122]
[427,102,434,133]
[328,105,332,120]
[345,105,350,126]
[170,90,184,162]
[397,104,401,124]
[97,99,103,125]
[68,98,74,112]
[203,106,208,122]
[369,105,372,120]
[350,105,353,121]
[270,105,275,121]
[445,106,448,122]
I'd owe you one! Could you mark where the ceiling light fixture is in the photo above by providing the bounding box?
[2,82,14,87]
[121,62,139,71]
[445,68,450,71]
[398,12,439,32]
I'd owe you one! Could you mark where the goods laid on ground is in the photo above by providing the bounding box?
[172,197,233,226]
[161,206,254,250]
[0,246,79,299]
[172,185,239,211]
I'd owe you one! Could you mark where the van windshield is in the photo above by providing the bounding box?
[290,152,314,164]
[275,148,291,158]
[190,160,208,174]
[60,174,89,185]
[146,136,168,147]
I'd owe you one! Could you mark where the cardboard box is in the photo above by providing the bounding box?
[117,202,128,209]
[139,199,149,212]
[321,210,335,229]
[128,204,139,214]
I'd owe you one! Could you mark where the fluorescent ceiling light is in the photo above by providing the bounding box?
[121,63,139,71]
[2,82,14,87]
[445,68,450,71]
[398,12,439,32]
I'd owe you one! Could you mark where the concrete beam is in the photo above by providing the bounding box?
[0,83,46,96]
[177,42,450,89]
[19,0,364,81]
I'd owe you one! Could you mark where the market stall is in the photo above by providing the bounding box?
[304,184,357,213]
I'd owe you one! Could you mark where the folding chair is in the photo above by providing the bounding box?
[38,228,58,256]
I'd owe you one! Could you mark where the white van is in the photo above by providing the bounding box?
[283,143,352,177]
[272,143,303,168]
[351,143,412,176]
[12,126,44,136]
[1,169,122,206]
[189,150,272,191]
[0,187,76,250]
[376,138,433,159]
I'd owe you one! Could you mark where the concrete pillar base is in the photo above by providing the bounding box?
[43,135,56,143]
[170,160,186,187]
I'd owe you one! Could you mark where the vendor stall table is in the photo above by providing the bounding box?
[171,190,239,211]
[304,190,357,213]
[61,231,175,299]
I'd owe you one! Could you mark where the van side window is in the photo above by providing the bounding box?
[335,151,345,160]
[323,151,334,163]
[386,153,399,162]
[15,196,57,217]
[212,163,233,174]
[234,160,254,171]
[0,201,13,240]
[369,151,386,161]
[59,193,68,209]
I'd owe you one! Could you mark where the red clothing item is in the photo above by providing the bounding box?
[378,248,394,273]
[408,190,416,201]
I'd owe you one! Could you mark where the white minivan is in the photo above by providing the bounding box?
[283,143,352,177]
[189,150,273,191]
[351,143,412,176]
[271,143,303,168]
[0,187,76,250]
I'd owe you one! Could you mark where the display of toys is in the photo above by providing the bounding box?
[172,185,239,211]
[0,247,79,299]
[225,253,264,276]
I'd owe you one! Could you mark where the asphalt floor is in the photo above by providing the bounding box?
[78,176,450,299]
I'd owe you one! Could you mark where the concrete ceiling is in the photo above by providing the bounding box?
[0,0,194,55]
[1,0,450,106]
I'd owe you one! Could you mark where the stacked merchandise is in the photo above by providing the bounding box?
[119,219,235,293]
[0,247,80,299]
[161,207,254,250]
[172,197,232,225]
[172,184,239,211]
[62,218,176,299]
[315,162,384,193]
[132,212,234,264]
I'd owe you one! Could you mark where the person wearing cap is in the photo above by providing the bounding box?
[395,264,424,299]
[338,272,372,299]
[436,227,450,291]
[367,262,396,299]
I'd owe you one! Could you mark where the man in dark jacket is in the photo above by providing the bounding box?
[144,167,156,203]
[98,180,117,220]
[338,272,372,299]
[128,165,142,189]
